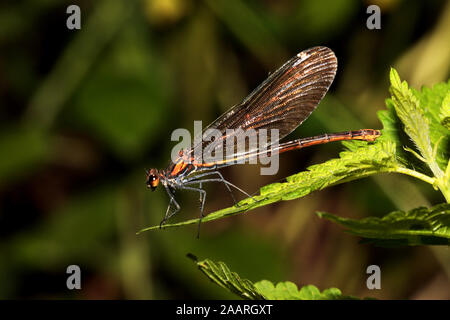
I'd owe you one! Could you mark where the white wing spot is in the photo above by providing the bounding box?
[296,51,309,60]
[293,51,310,67]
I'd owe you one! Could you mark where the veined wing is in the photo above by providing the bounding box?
[185,46,337,163]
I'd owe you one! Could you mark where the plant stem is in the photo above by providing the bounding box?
[391,166,450,203]
[390,167,436,185]
[437,176,450,203]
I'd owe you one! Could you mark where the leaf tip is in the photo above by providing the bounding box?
[389,67,401,87]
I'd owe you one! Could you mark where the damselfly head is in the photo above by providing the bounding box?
[146,168,160,191]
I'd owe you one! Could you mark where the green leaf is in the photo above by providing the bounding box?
[388,69,445,179]
[389,69,432,160]
[414,82,450,169]
[138,141,397,233]
[375,102,427,171]
[439,92,450,130]
[188,255,265,300]
[253,281,357,300]
[317,203,450,246]
[190,256,359,300]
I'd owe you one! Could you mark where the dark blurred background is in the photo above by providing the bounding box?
[0,0,449,299]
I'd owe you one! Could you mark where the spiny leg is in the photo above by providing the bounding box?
[160,198,173,228]
[185,171,237,205]
[160,198,182,228]
[180,185,207,238]
[160,185,181,228]
[163,198,181,222]
[199,182,203,208]
[184,178,256,204]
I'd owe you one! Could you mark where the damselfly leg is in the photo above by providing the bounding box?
[160,185,181,228]
[184,177,256,203]
[178,185,207,238]
[181,175,258,237]
[184,171,238,205]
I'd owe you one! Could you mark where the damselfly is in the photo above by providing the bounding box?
[146,47,380,234]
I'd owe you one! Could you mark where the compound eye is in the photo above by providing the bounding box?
[146,174,160,191]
